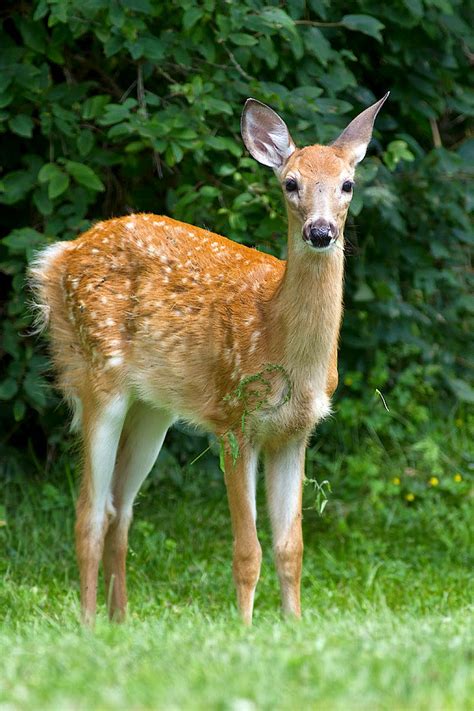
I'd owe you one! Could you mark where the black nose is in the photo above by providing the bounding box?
[304,219,338,248]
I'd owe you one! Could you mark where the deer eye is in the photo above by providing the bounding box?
[342,180,354,193]
[285,177,298,192]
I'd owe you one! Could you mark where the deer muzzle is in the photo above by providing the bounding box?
[303,219,339,250]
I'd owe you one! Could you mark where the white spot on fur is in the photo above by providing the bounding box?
[106,355,124,368]
[126,221,135,230]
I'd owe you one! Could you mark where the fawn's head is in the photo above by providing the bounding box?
[241,93,389,253]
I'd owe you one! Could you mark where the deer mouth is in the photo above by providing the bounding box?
[308,233,332,249]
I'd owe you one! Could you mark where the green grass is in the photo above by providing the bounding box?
[1,467,472,710]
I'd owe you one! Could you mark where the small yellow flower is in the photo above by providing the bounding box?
[405,493,415,502]
[428,476,439,487]
[392,477,401,486]
[454,473,462,483]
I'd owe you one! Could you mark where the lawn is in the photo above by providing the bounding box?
[1,462,472,710]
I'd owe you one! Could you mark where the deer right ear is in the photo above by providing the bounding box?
[241,99,296,171]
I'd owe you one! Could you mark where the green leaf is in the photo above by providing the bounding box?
[353,283,375,302]
[48,171,70,199]
[82,95,111,120]
[302,27,333,65]
[77,130,94,157]
[202,97,233,115]
[341,14,385,42]
[227,432,240,465]
[183,7,203,30]
[219,440,226,474]
[38,163,62,183]
[0,378,18,401]
[260,7,297,35]
[18,18,47,52]
[33,187,53,216]
[23,372,48,410]
[446,378,474,404]
[207,136,242,157]
[65,161,105,191]
[13,399,26,422]
[2,228,44,254]
[229,33,257,46]
[8,114,34,138]
[0,170,36,204]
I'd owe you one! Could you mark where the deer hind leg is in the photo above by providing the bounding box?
[76,393,128,626]
[103,401,174,622]
[265,439,306,618]
[224,441,261,625]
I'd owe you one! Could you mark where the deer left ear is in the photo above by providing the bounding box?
[241,99,296,171]
[332,92,390,165]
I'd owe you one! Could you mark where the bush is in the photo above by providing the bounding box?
[0,0,472,495]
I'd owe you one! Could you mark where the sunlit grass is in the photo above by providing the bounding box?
[1,468,472,710]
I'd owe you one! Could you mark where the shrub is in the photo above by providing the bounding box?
[0,1,472,494]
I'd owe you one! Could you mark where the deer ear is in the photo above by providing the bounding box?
[332,92,390,165]
[241,99,296,171]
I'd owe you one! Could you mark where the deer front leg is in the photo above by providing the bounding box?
[265,438,306,618]
[224,441,261,625]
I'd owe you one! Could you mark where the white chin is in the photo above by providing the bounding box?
[304,239,337,253]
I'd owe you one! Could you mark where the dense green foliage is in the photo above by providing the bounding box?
[0,0,472,504]
[1,477,472,708]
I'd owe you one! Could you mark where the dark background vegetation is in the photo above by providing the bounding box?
[0,0,472,510]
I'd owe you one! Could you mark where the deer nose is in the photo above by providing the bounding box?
[304,219,339,249]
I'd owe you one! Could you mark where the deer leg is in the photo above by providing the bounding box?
[103,402,174,622]
[265,439,306,618]
[224,442,261,625]
[76,394,128,626]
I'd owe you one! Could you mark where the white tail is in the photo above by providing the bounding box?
[29,94,388,625]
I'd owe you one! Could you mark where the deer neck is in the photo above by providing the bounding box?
[268,215,344,383]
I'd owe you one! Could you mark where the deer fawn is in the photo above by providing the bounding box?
[30,93,388,625]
